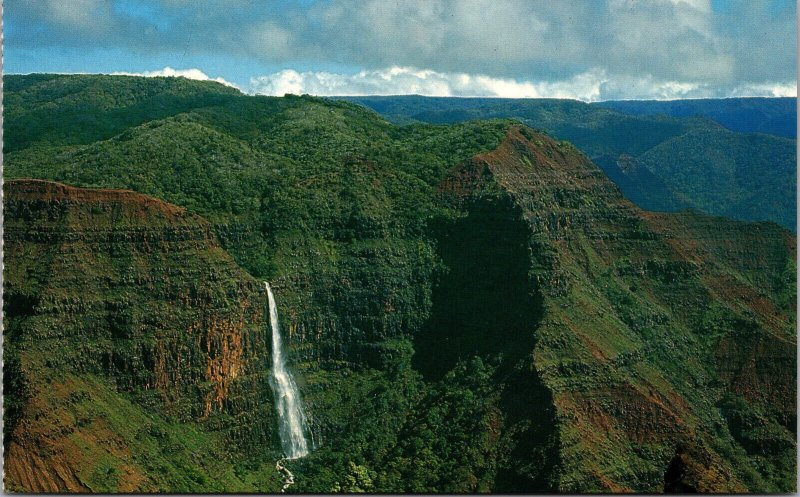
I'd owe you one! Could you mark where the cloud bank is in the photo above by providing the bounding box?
[112,65,795,102]
[110,67,238,89]
[251,67,797,101]
[6,0,796,100]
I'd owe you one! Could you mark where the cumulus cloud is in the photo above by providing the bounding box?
[73,65,797,101]
[248,66,796,101]
[729,82,798,98]
[5,0,796,99]
[249,67,595,99]
[110,67,239,89]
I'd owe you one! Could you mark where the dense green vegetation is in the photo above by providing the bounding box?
[597,97,797,138]
[3,180,283,492]
[4,73,241,152]
[640,127,796,227]
[340,95,796,230]
[4,75,796,493]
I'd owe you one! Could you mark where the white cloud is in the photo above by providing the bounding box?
[249,67,602,99]
[729,82,798,98]
[247,66,796,101]
[109,67,239,89]
[10,1,796,95]
[66,65,795,101]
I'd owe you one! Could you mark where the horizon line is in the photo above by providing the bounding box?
[6,71,798,103]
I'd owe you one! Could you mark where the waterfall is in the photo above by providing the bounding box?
[265,282,310,459]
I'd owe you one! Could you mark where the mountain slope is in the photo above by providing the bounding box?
[590,154,690,212]
[340,95,796,230]
[338,95,693,156]
[3,180,282,492]
[4,74,240,153]
[3,75,796,493]
[596,97,797,138]
[430,126,795,491]
[639,127,796,227]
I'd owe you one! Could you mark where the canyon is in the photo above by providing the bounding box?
[3,74,796,493]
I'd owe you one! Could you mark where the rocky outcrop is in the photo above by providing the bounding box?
[663,444,747,493]
[434,126,796,492]
[3,76,795,492]
[4,180,278,491]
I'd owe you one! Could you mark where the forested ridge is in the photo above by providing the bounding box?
[4,74,796,493]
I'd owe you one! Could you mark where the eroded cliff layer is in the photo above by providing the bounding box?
[3,75,796,493]
[4,180,281,492]
[434,126,796,492]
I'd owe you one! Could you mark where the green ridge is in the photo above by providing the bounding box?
[4,74,796,493]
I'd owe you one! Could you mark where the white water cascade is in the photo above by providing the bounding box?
[265,282,310,459]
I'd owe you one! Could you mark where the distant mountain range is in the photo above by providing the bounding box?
[4,75,796,493]
[337,95,797,230]
[596,97,796,138]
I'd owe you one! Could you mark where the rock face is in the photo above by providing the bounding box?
[3,76,796,493]
[432,126,796,492]
[4,180,278,492]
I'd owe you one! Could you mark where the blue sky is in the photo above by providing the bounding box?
[5,0,797,100]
